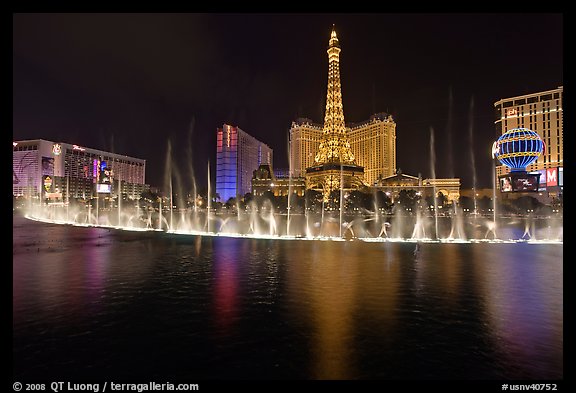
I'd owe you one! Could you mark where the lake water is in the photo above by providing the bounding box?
[13,214,563,380]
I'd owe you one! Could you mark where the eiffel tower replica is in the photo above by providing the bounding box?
[306,26,366,202]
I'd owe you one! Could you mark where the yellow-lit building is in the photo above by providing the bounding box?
[289,118,323,178]
[374,170,460,203]
[348,113,396,185]
[252,164,305,197]
[494,86,563,178]
[289,113,396,186]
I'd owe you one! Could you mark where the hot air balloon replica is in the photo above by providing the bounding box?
[492,127,545,192]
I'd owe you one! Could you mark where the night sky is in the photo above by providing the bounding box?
[13,13,563,191]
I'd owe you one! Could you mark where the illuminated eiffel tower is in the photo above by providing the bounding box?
[306,26,365,202]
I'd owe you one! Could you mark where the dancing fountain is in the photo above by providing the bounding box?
[23,120,562,246]
[24,191,562,244]
[24,146,563,245]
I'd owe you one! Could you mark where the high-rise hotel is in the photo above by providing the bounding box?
[289,114,396,187]
[494,86,563,192]
[216,124,273,202]
[13,139,147,200]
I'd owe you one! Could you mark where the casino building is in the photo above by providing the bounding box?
[13,139,147,201]
[373,170,461,204]
[286,26,457,202]
[493,86,563,198]
[216,124,273,202]
[251,164,306,198]
[290,113,396,187]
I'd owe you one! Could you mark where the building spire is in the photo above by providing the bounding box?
[314,25,355,165]
[329,24,339,48]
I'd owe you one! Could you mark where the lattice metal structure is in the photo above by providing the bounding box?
[314,26,356,165]
[306,26,366,202]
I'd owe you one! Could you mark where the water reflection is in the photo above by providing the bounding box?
[13,225,113,327]
[13,216,563,380]
[212,240,240,334]
[472,245,563,379]
[308,243,359,379]
[83,230,112,314]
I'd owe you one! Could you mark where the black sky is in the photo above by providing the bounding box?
[12,13,563,191]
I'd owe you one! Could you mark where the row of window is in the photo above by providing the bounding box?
[65,150,145,166]
[500,91,562,108]
[13,145,38,151]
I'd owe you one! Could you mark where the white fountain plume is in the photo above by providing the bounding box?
[468,96,478,215]
[430,127,439,239]
[21,135,563,245]
[207,161,211,233]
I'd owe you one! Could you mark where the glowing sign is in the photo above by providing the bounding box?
[492,128,544,171]
[43,175,53,192]
[41,157,54,176]
[491,142,500,158]
[507,108,517,116]
[530,169,547,191]
[96,183,111,193]
[93,159,99,182]
[500,177,512,192]
[99,161,112,184]
[72,144,86,151]
[52,144,62,156]
[500,173,539,193]
[546,168,558,186]
[514,175,539,192]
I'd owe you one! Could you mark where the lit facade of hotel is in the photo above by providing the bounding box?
[289,118,323,178]
[374,171,461,203]
[494,86,563,182]
[252,164,306,197]
[216,124,273,202]
[289,113,396,186]
[13,139,147,200]
[348,113,397,185]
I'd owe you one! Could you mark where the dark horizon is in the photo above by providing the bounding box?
[13,13,563,192]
